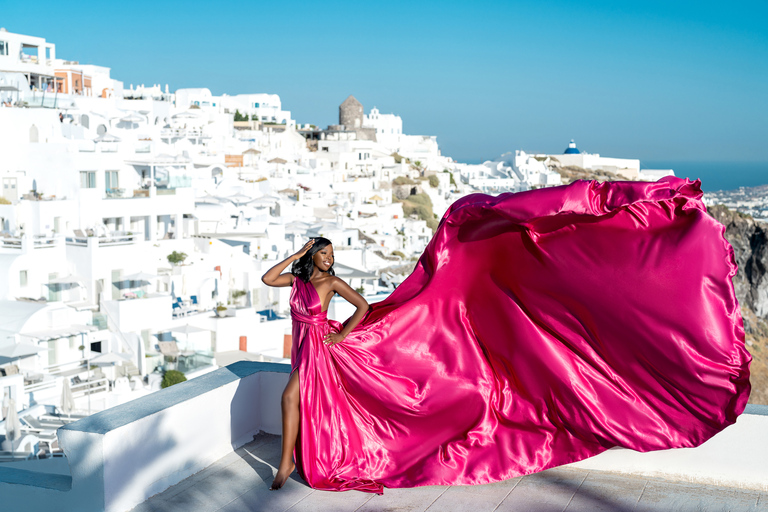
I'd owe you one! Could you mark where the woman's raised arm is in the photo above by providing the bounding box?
[261,240,314,287]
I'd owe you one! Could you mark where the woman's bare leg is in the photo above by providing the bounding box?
[270,370,300,490]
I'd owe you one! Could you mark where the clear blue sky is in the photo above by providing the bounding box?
[4,0,767,163]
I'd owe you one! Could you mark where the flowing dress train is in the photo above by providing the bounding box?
[287,177,751,494]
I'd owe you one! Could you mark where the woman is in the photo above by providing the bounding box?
[262,177,751,494]
[261,237,369,490]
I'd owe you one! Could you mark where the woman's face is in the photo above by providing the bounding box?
[312,244,334,272]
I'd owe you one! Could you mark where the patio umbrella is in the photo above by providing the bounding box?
[47,274,86,285]
[89,352,131,366]
[172,111,200,119]
[170,325,210,352]
[61,378,75,417]
[0,342,49,359]
[169,325,209,336]
[120,112,144,123]
[122,272,157,282]
[4,398,21,456]
[226,193,253,205]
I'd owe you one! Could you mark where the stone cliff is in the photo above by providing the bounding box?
[708,204,768,405]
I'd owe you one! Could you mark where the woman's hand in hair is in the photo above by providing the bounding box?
[292,239,315,261]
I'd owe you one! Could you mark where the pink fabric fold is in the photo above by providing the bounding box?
[288,177,751,495]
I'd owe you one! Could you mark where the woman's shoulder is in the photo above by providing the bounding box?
[310,273,341,289]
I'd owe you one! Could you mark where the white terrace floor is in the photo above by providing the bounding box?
[131,434,768,512]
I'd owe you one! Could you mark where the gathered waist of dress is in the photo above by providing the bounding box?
[291,310,328,326]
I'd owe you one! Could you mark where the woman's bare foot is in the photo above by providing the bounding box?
[269,462,295,490]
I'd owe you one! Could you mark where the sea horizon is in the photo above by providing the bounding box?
[462,158,768,193]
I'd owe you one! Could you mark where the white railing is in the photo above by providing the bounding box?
[65,234,138,247]
[0,236,59,250]
[24,378,57,394]
[70,377,109,398]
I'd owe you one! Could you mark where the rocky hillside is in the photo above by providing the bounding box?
[708,205,768,405]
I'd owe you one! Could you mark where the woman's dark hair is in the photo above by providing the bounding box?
[291,237,335,283]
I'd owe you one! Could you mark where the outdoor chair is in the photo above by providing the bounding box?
[2,365,19,376]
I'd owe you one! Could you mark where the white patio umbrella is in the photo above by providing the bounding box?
[123,272,157,296]
[47,274,86,285]
[120,112,144,123]
[226,193,253,205]
[170,325,210,352]
[60,378,75,418]
[122,272,157,281]
[172,111,200,119]
[169,325,209,336]
[89,352,132,366]
[0,342,49,359]
[90,352,131,388]
[3,398,21,457]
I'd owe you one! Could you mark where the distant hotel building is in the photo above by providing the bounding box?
[539,140,673,181]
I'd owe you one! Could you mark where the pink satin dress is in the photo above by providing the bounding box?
[288,177,751,495]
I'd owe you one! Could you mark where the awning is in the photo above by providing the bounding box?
[0,342,50,358]
[334,262,378,279]
[122,272,158,281]
[22,325,97,341]
[46,274,87,285]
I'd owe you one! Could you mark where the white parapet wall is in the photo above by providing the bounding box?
[567,403,768,492]
[0,361,289,512]
[0,361,766,512]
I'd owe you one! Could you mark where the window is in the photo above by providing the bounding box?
[48,273,60,301]
[20,270,27,287]
[80,171,96,188]
[253,102,260,108]
[0,41,7,56]
[105,171,119,191]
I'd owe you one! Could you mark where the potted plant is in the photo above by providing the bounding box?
[231,289,247,306]
[161,370,186,388]
[214,303,227,318]
[167,251,187,266]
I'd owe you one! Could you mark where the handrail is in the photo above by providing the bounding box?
[70,377,109,397]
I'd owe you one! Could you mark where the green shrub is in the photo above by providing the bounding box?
[0,197,11,205]
[428,175,439,188]
[405,193,432,207]
[393,176,416,186]
[391,250,406,258]
[167,251,187,266]
[161,370,187,389]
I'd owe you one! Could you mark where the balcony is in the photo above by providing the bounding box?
[1,235,61,251]
[0,362,766,512]
[65,233,139,247]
